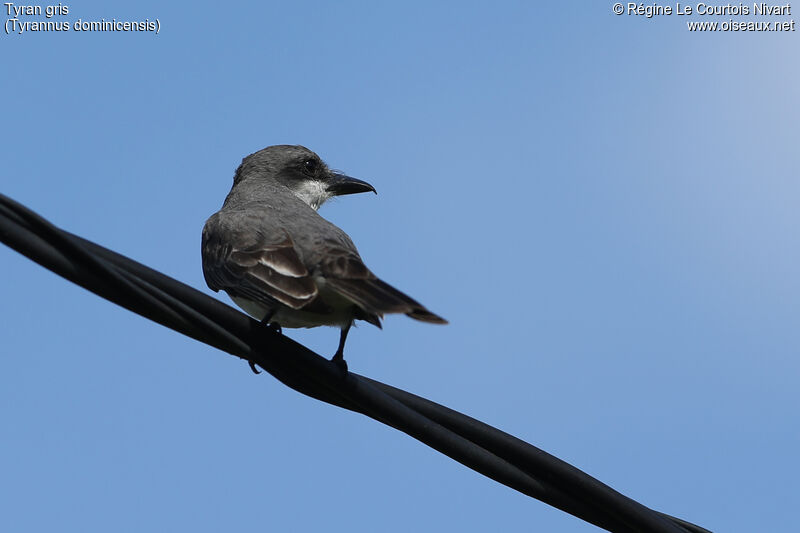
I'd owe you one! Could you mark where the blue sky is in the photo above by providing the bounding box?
[2,2,798,532]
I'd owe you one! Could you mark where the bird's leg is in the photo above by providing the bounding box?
[331,322,351,372]
[250,309,281,374]
[260,309,282,334]
[259,309,278,329]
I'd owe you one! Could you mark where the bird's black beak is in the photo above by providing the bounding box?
[325,172,377,196]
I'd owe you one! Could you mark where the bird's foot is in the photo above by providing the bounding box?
[259,309,279,331]
[250,320,281,374]
[264,321,282,334]
[330,351,348,373]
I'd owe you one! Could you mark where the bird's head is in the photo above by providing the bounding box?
[232,145,376,210]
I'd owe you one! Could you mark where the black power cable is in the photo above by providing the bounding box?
[0,193,712,533]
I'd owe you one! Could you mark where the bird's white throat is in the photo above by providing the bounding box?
[292,180,332,211]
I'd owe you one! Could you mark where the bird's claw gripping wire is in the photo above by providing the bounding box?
[331,352,348,373]
[249,315,282,374]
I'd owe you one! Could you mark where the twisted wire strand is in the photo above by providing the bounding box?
[0,194,711,533]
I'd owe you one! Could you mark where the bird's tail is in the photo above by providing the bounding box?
[406,307,448,324]
[327,277,447,325]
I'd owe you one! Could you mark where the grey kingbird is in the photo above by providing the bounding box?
[202,145,446,370]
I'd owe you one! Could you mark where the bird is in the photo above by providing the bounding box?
[201,145,446,371]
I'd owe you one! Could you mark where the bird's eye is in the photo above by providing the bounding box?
[304,159,318,173]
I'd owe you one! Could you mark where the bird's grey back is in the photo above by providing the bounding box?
[217,179,362,265]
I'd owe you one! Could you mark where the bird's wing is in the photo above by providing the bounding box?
[320,244,448,325]
[202,212,318,310]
